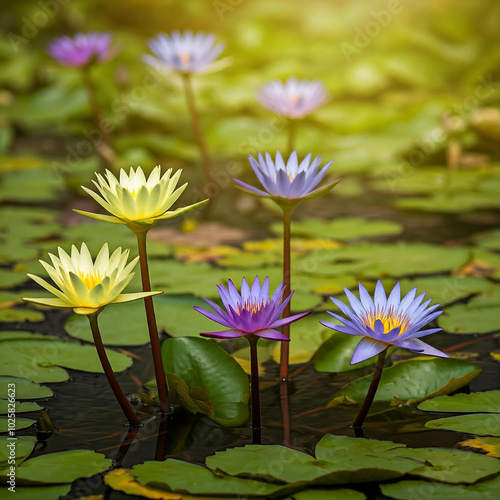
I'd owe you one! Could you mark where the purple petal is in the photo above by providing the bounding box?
[253,329,290,341]
[320,321,364,336]
[200,330,246,339]
[393,338,449,358]
[387,283,401,309]
[269,311,311,328]
[233,178,270,197]
[193,306,232,328]
[374,281,387,309]
[351,337,387,365]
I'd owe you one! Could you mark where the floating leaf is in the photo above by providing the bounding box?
[0,377,53,400]
[0,308,44,323]
[271,217,403,241]
[2,449,112,485]
[460,436,500,458]
[0,417,36,432]
[0,400,43,414]
[329,358,480,407]
[397,193,500,213]
[130,459,284,497]
[381,475,500,500]
[0,436,36,468]
[474,229,500,251]
[418,391,500,413]
[0,338,133,383]
[162,338,250,426]
[0,485,72,500]
[288,489,366,500]
[425,414,500,437]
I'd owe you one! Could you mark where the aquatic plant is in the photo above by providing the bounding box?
[23,243,161,425]
[234,151,339,379]
[195,276,310,442]
[321,281,448,428]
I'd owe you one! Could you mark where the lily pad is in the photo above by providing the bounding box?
[474,229,500,251]
[0,417,36,432]
[288,489,366,500]
[162,337,250,426]
[0,436,36,467]
[460,436,500,458]
[425,413,500,437]
[271,217,403,241]
[0,400,43,414]
[0,377,53,400]
[0,338,133,383]
[418,391,500,413]
[130,459,284,497]
[397,192,500,213]
[0,269,29,289]
[0,308,44,323]
[381,474,500,500]
[2,449,112,485]
[329,358,481,407]
[0,485,72,500]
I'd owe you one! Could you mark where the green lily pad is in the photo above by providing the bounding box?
[397,192,500,213]
[0,436,36,468]
[287,489,366,500]
[0,417,36,432]
[0,338,133,383]
[0,269,29,289]
[418,391,500,413]
[329,358,481,407]
[474,229,500,251]
[1,449,112,485]
[162,337,250,426]
[0,331,48,342]
[271,217,403,241]
[387,447,500,483]
[0,377,53,400]
[0,485,72,500]
[439,295,500,334]
[425,413,500,437]
[0,169,62,203]
[460,436,500,458]
[0,308,44,323]
[381,474,500,500]
[0,400,43,414]
[130,459,284,497]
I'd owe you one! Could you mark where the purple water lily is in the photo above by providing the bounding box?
[143,31,225,74]
[48,32,115,67]
[234,151,338,203]
[194,276,310,341]
[321,281,448,365]
[257,78,327,119]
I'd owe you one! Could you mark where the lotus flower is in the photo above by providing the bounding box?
[74,166,207,231]
[257,78,327,119]
[194,276,310,340]
[143,31,226,75]
[321,281,448,365]
[48,32,116,67]
[23,243,161,316]
[234,151,339,205]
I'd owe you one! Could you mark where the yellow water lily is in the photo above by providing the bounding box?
[74,166,207,231]
[23,243,161,315]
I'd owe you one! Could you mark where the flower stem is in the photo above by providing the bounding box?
[136,230,170,414]
[279,207,292,380]
[81,66,115,168]
[352,348,388,429]
[248,335,261,444]
[88,313,140,426]
[181,73,214,185]
[287,119,296,157]
[280,379,291,446]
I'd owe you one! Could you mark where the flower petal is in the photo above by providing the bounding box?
[351,337,387,365]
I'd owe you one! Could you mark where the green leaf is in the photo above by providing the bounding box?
[1,449,112,485]
[0,436,36,468]
[461,436,500,458]
[381,475,500,500]
[0,377,53,400]
[0,400,43,414]
[0,485,72,500]
[0,338,133,383]
[271,217,403,241]
[130,459,285,497]
[329,358,481,407]
[418,391,500,413]
[425,414,500,437]
[0,417,36,432]
[162,337,250,426]
[0,309,44,323]
[288,489,366,500]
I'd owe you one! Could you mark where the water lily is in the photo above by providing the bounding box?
[143,31,226,75]
[195,276,310,443]
[23,242,160,316]
[48,32,116,67]
[321,281,448,365]
[195,276,309,340]
[321,281,448,429]
[235,151,338,207]
[75,166,207,231]
[257,77,327,119]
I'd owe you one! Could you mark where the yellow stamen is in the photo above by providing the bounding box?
[365,309,409,335]
[180,53,191,65]
[77,271,104,290]
[235,299,266,316]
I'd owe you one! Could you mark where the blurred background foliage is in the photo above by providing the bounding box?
[0,0,499,190]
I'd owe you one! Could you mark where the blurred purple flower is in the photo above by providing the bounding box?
[234,150,339,203]
[143,31,225,74]
[194,276,310,341]
[48,32,115,67]
[257,78,327,119]
[321,281,448,365]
